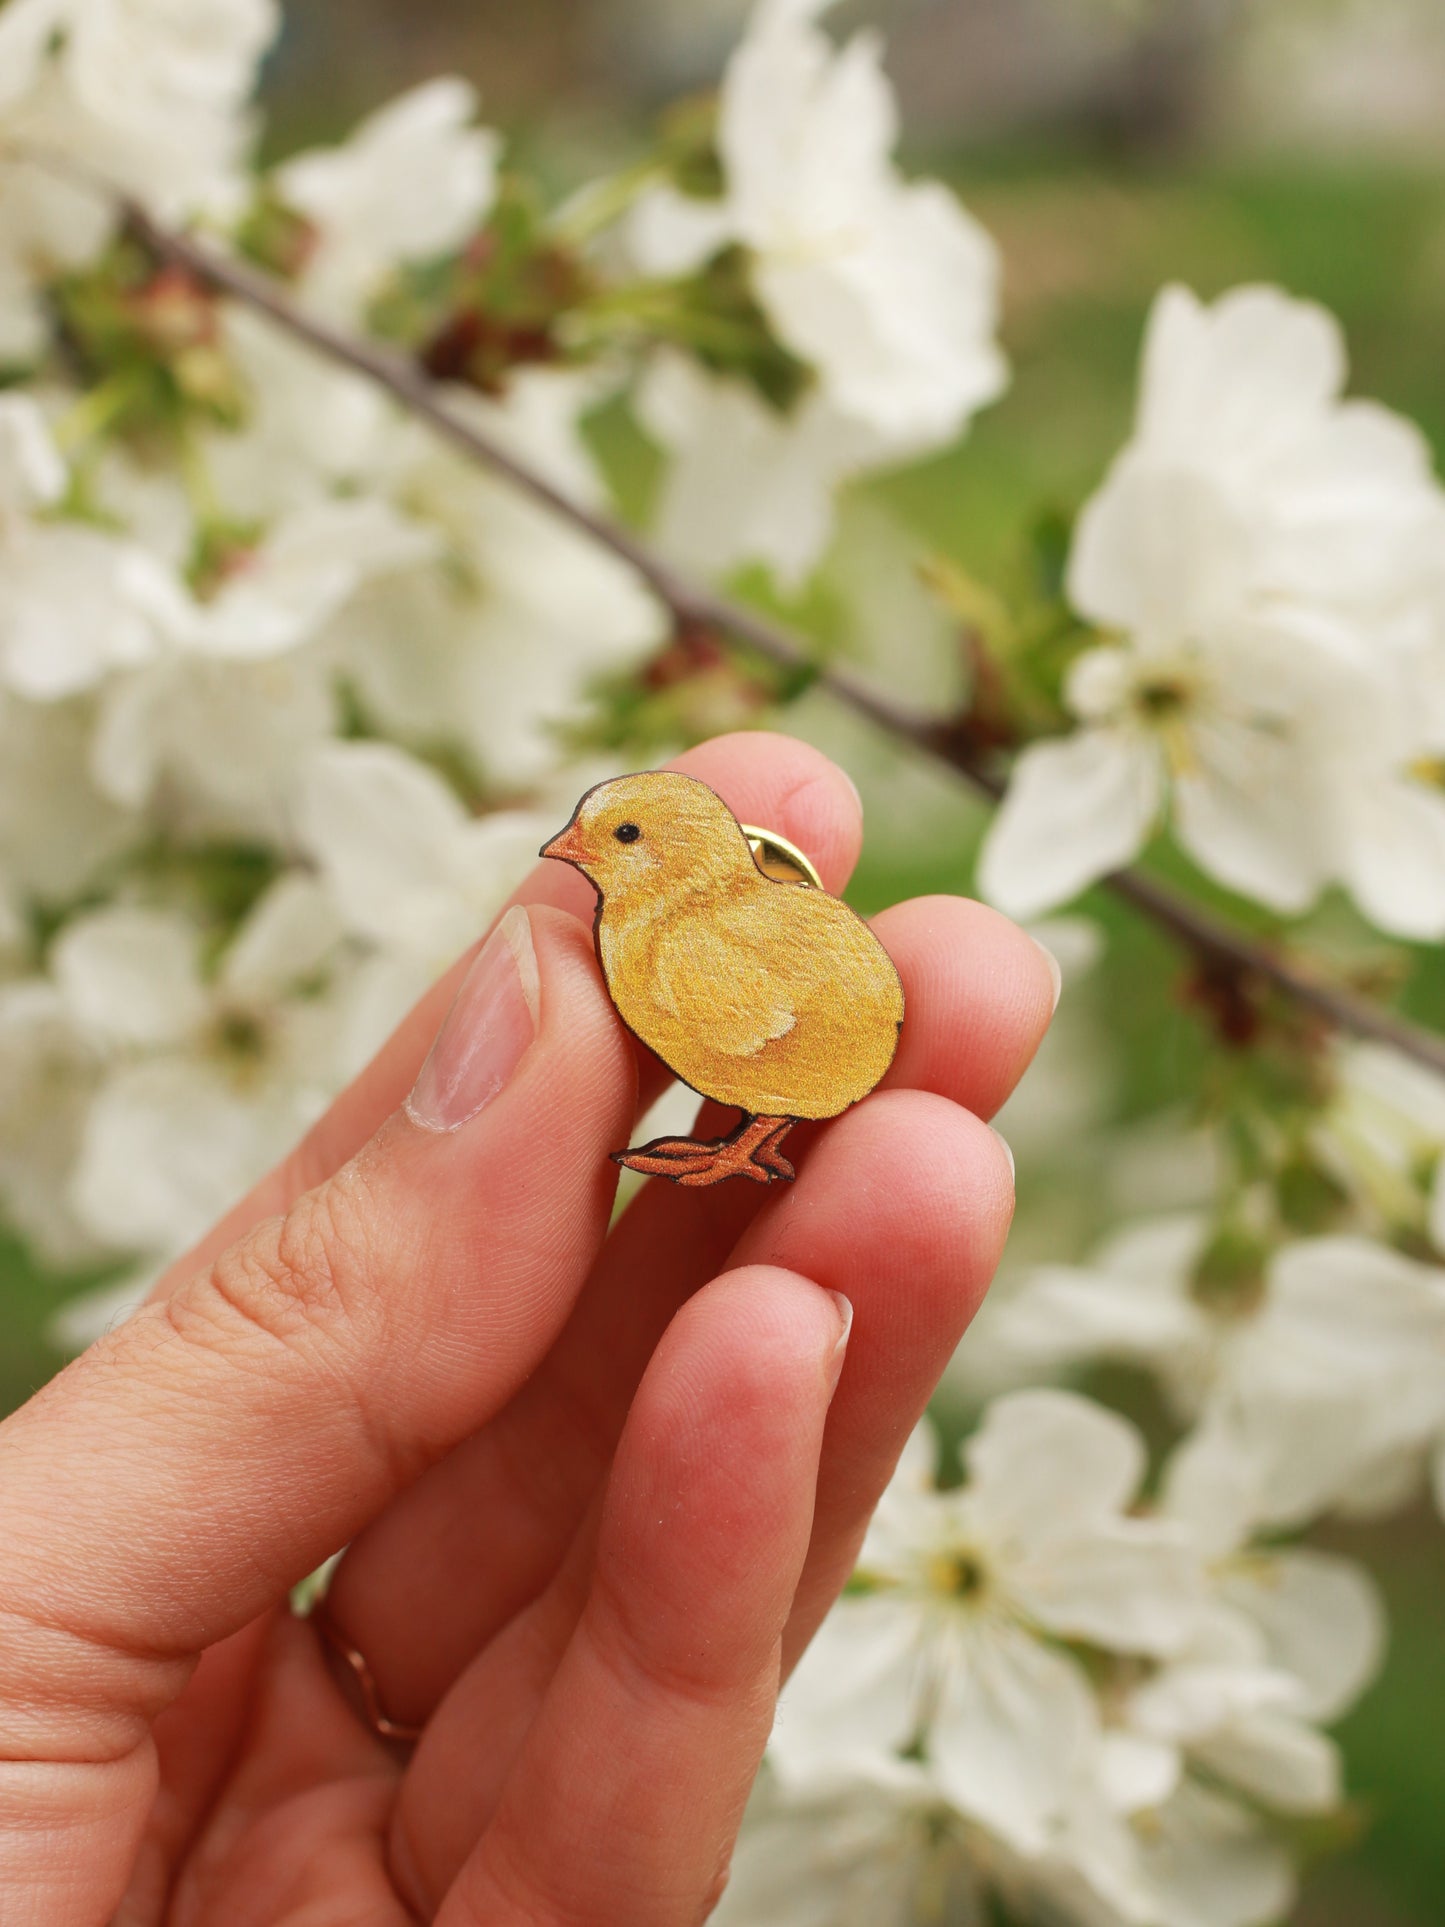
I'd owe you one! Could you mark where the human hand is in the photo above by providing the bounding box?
[0,733,1056,1926]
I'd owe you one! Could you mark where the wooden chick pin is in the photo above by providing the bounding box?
[541,771,904,1186]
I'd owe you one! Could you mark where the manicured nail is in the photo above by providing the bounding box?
[1033,936,1063,1013]
[990,1126,1015,1182]
[406,906,540,1132]
[825,1290,853,1400]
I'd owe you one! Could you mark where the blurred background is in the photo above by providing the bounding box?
[6,1,1445,1919]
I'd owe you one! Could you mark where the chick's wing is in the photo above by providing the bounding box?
[650,895,810,1060]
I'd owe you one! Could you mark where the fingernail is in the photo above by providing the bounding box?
[842,768,863,816]
[825,1290,853,1400]
[989,1126,1015,1182]
[406,906,540,1132]
[1033,936,1063,1013]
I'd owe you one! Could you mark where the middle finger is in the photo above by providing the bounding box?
[326,893,1056,1722]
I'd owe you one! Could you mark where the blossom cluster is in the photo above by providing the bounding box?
[0,2,1441,1925]
[720,1393,1383,1927]
[980,283,1445,937]
[0,0,1006,1299]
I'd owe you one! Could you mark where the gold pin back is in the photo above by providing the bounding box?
[741,825,823,888]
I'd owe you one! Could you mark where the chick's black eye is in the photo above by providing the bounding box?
[614,822,641,844]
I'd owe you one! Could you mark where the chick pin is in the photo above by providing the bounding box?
[541,771,904,1186]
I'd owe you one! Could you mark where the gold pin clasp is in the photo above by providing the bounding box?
[741,825,823,888]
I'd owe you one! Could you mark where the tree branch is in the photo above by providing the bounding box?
[65,189,1445,1078]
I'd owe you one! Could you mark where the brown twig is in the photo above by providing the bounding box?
[38,179,1445,1078]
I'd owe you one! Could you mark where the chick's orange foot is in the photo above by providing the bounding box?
[613,1114,796,1188]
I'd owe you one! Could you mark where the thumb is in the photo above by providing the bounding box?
[0,905,631,1773]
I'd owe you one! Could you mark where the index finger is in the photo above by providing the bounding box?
[146,730,865,1303]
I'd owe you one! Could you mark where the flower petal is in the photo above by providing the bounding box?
[1192,1711,1341,1815]
[992,1216,1209,1373]
[1247,1236,1445,1448]
[193,499,438,661]
[1100,1730,1182,1815]
[1136,282,1346,471]
[965,1388,1147,1542]
[222,874,344,1003]
[757,180,1006,445]
[0,0,64,113]
[769,1595,922,1789]
[711,1772,950,1927]
[1015,1520,1203,1657]
[71,1057,320,1254]
[1333,774,1445,941]
[1138,1781,1296,1927]
[625,185,734,278]
[637,355,874,588]
[0,393,65,513]
[278,78,500,320]
[1222,1548,1385,1724]
[1067,461,1256,643]
[297,740,470,943]
[52,906,206,1050]
[930,1621,1099,1851]
[0,526,176,701]
[978,728,1162,921]
[1172,729,1327,915]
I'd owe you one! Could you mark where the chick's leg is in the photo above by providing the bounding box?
[613,1113,796,1187]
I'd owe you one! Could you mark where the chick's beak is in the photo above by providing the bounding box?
[541,823,590,866]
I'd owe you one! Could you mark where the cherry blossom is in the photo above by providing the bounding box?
[629,0,1006,450]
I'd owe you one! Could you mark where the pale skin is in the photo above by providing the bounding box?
[0,732,1056,1926]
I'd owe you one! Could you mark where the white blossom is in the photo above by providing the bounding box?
[183,497,438,662]
[201,308,397,521]
[711,1769,975,1927]
[713,1766,1151,1927]
[1119,1642,1341,1821]
[0,0,278,352]
[771,1395,1201,1855]
[0,395,186,700]
[1118,284,1441,614]
[1104,1487,1383,1927]
[1163,1459,1386,1728]
[0,692,134,913]
[88,497,436,834]
[276,78,500,324]
[48,0,277,175]
[1171,1238,1445,1529]
[1315,1040,1445,1252]
[984,1213,1222,1408]
[296,740,546,1065]
[345,373,664,786]
[0,976,105,1266]
[92,647,340,840]
[58,882,346,1255]
[981,285,1445,934]
[629,0,1005,449]
[637,352,884,588]
[1130,1782,1296,1927]
[1001,1217,1445,1527]
[979,466,1398,921]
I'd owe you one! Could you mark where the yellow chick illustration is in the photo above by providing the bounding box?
[541,771,904,1186]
